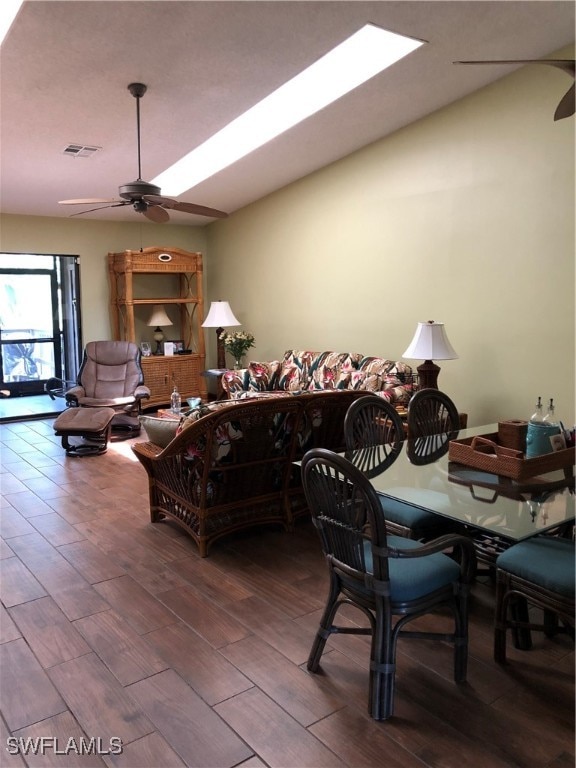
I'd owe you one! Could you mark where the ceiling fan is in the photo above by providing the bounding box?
[453,59,575,121]
[59,83,228,223]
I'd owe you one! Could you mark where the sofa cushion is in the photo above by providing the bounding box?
[279,350,361,392]
[247,360,281,390]
[307,364,352,391]
[349,370,383,392]
[277,350,314,391]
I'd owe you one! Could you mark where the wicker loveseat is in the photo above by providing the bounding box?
[221,349,416,404]
[133,390,368,556]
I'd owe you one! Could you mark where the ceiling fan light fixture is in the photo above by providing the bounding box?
[153,23,425,195]
[58,82,228,222]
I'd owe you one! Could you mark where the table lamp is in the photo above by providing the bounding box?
[402,320,458,389]
[146,305,173,355]
[202,300,240,369]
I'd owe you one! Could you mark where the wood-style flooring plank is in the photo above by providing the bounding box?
[0,638,67,731]
[0,507,38,539]
[103,732,186,768]
[73,609,169,685]
[202,553,324,619]
[27,512,86,547]
[126,669,253,768]
[166,555,255,605]
[11,710,107,767]
[215,687,348,768]
[0,714,27,768]
[0,556,47,607]
[8,596,91,668]
[0,602,21,643]
[309,706,436,768]
[3,488,60,518]
[156,584,252,648]
[221,634,344,726]
[224,595,317,664]
[6,532,110,620]
[47,653,154,744]
[145,621,253,706]
[93,575,178,634]
[57,539,126,584]
[0,536,15,558]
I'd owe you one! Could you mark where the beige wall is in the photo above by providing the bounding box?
[0,216,207,342]
[207,52,575,426]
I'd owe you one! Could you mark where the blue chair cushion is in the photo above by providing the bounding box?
[496,537,575,597]
[379,488,456,539]
[364,535,461,603]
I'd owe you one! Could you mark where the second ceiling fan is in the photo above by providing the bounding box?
[59,83,228,223]
[454,59,575,121]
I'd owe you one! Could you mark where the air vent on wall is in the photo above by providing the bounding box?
[62,144,101,158]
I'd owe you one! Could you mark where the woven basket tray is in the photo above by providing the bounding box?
[448,432,575,481]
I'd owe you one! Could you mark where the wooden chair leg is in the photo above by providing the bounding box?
[510,596,532,651]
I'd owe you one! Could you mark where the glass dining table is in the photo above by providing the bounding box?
[367,423,575,552]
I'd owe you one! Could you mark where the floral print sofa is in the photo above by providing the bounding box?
[221,350,416,405]
[132,390,368,557]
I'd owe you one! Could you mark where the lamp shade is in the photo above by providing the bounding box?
[202,301,240,328]
[146,305,173,327]
[403,321,458,361]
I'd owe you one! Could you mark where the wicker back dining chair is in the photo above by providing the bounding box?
[343,395,404,478]
[493,536,575,663]
[407,388,460,441]
[301,448,475,720]
[344,395,457,540]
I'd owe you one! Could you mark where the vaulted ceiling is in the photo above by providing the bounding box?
[1,1,574,225]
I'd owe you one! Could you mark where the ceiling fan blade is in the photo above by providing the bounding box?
[143,205,169,223]
[68,202,129,217]
[144,195,228,218]
[171,201,228,218]
[59,198,121,205]
[555,82,575,121]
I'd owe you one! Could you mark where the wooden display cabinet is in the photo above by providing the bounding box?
[108,247,207,407]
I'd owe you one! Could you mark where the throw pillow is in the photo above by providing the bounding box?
[246,360,281,391]
[139,415,179,448]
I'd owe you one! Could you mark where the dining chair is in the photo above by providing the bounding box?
[301,447,476,720]
[406,388,460,441]
[344,395,457,540]
[493,536,575,663]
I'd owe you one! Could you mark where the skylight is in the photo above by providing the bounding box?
[152,23,424,196]
[0,0,24,46]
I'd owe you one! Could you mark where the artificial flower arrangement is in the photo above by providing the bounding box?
[219,330,255,367]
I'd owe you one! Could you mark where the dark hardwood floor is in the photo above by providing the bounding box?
[0,418,574,768]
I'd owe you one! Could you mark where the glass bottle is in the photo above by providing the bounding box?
[170,384,181,415]
[529,396,543,423]
[542,398,558,426]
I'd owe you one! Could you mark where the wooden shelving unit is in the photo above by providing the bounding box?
[108,246,207,407]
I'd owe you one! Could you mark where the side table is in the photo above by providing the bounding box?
[201,368,230,401]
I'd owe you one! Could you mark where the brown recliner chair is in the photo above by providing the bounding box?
[65,341,150,436]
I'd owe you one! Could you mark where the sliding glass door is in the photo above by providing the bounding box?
[0,254,82,396]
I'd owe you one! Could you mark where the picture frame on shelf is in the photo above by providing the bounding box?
[172,340,185,353]
[163,341,175,356]
[140,341,152,357]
